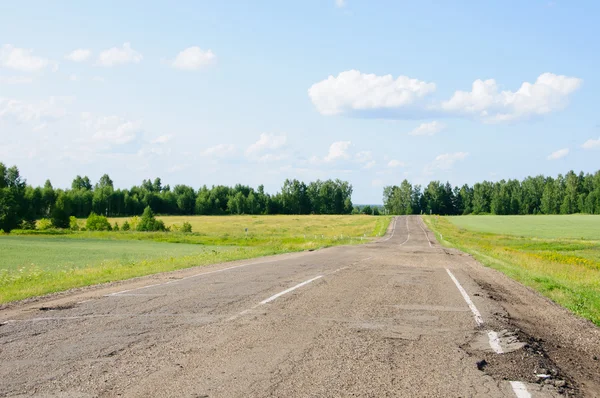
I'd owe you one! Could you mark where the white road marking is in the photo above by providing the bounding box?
[509,381,531,398]
[446,269,512,356]
[227,274,325,321]
[487,330,504,354]
[381,217,397,242]
[418,217,433,247]
[445,269,483,326]
[106,256,294,297]
[399,216,410,245]
[260,275,323,304]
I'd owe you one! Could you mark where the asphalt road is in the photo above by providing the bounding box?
[1,216,599,397]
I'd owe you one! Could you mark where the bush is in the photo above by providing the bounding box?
[113,222,120,231]
[86,212,112,231]
[122,220,130,231]
[38,218,53,230]
[129,216,140,231]
[51,193,72,229]
[20,219,37,230]
[373,207,380,216]
[181,221,192,233]
[136,206,166,232]
[69,216,80,231]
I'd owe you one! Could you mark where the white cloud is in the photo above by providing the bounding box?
[547,148,569,160]
[171,47,216,70]
[92,76,105,83]
[0,96,71,124]
[308,70,436,116]
[69,74,79,82]
[372,179,384,187]
[97,43,143,67]
[151,135,172,144]
[335,0,346,7]
[201,143,236,157]
[582,137,600,150]
[425,152,469,173]
[246,133,287,155]
[324,141,351,162]
[65,49,91,62]
[81,113,142,145]
[387,159,405,168]
[0,44,50,72]
[408,121,445,136]
[355,150,376,168]
[0,76,33,84]
[442,73,582,122]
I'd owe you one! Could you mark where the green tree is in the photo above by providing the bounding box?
[137,206,166,231]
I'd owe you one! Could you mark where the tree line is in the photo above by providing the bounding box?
[383,170,600,215]
[0,162,354,232]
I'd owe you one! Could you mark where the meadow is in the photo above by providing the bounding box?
[424,215,600,326]
[0,215,391,303]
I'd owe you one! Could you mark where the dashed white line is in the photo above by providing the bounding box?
[445,269,484,326]
[487,330,504,354]
[106,256,296,297]
[509,381,531,398]
[260,275,323,304]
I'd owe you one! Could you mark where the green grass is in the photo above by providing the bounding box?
[424,215,600,326]
[448,214,600,240]
[1,215,391,303]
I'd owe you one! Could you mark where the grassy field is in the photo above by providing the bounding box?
[424,215,600,326]
[1,215,391,303]
[448,215,600,240]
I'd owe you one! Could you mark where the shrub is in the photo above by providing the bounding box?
[136,206,166,232]
[20,219,37,230]
[113,222,120,231]
[69,216,80,231]
[51,193,72,228]
[38,218,53,230]
[129,216,140,230]
[181,221,192,233]
[86,212,112,231]
[373,207,380,216]
[122,220,130,231]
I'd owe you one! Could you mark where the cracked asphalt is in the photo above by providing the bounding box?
[1,216,599,397]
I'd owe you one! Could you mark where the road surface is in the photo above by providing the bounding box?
[1,216,599,397]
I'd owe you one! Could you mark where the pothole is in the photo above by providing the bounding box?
[462,328,579,396]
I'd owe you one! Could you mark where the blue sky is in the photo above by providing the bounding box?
[1,0,599,203]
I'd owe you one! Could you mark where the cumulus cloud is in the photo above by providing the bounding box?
[171,47,216,70]
[246,133,287,155]
[387,159,405,168]
[582,137,600,150]
[309,71,581,123]
[324,141,351,162]
[0,44,50,72]
[151,134,172,144]
[442,73,582,122]
[81,113,142,145]
[65,49,92,62]
[201,143,236,157]
[425,152,468,173]
[408,121,445,136]
[547,148,569,160]
[308,70,436,116]
[97,43,142,67]
[335,0,346,7]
